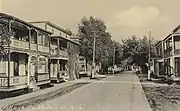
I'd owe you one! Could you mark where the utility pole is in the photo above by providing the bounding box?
[113,47,115,74]
[148,30,151,80]
[91,32,96,79]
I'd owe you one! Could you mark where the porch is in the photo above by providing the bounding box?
[0,75,27,91]
[0,52,51,91]
[50,59,68,82]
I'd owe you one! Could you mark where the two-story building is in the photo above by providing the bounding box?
[154,25,180,80]
[0,13,52,93]
[30,21,81,82]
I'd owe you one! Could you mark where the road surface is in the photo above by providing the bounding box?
[21,71,152,111]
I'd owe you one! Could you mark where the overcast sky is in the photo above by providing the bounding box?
[1,0,180,42]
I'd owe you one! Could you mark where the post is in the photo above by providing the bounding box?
[7,20,12,87]
[171,35,175,76]
[148,30,151,80]
[91,33,96,79]
[7,48,10,87]
[113,47,115,74]
[57,38,60,79]
[27,28,31,86]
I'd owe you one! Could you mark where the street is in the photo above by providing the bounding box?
[20,71,152,111]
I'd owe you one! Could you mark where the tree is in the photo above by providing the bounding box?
[120,36,156,73]
[78,16,114,72]
[0,19,14,59]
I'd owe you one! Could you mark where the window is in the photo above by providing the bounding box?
[44,36,49,46]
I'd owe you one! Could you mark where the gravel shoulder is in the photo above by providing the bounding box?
[137,74,180,111]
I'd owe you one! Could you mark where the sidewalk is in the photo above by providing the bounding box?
[0,78,96,109]
[130,72,152,111]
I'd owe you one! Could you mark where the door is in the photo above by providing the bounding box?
[30,57,37,84]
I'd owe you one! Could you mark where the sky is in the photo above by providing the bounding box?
[1,0,180,42]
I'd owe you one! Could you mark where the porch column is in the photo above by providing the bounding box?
[57,59,60,78]
[7,20,13,87]
[57,38,60,78]
[172,35,175,56]
[28,28,31,49]
[34,29,38,51]
[171,35,175,75]
[27,55,31,85]
[157,62,159,76]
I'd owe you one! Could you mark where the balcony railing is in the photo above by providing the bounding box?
[51,49,58,56]
[50,44,57,49]
[0,75,27,87]
[59,50,68,58]
[10,75,27,86]
[10,39,29,50]
[0,77,8,87]
[50,49,68,58]
[30,43,37,51]
[38,45,50,53]
[36,73,50,82]
[175,49,180,55]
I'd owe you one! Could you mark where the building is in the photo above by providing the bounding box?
[77,56,91,78]
[154,25,180,80]
[153,41,164,77]
[30,21,81,82]
[0,13,52,93]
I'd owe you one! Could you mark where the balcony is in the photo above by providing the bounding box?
[38,45,50,54]
[50,49,68,59]
[0,75,27,87]
[10,39,29,50]
[36,73,50,82]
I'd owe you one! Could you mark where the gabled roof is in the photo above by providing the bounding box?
[0,13,52,34]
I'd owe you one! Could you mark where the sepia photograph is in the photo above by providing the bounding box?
[0,0,180,111]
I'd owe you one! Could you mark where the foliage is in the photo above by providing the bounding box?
[78,17,113,65]
[77,16,156,73]
[77,16,125,73]
[0,19,14,57]
[120,36,156,72]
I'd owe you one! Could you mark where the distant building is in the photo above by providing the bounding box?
[77,56,91,77]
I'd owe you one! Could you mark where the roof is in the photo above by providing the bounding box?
[173,25,180,33]
[162,25,180,41]
[29,21,80,45]
[0,13,52,34]
[29,21,72,35]
[155,40,162,46]
[51,36,81,46]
